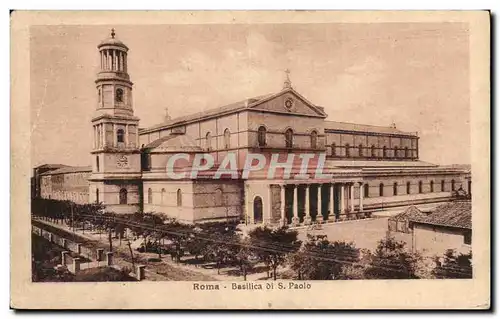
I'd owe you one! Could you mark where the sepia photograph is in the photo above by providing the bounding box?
[11,10,490,309]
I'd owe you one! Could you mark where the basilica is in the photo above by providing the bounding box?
[33,30,471,226]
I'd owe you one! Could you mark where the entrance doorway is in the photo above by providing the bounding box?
[253,196,263,224]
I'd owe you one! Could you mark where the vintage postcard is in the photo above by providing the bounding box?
[11,11,490,309]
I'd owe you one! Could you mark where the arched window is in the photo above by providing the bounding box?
[406,181,411,194]
[161,188,166,205]
[405,147,409,158]
[451,179,456,191]
[331,143,336,156]
[224,128,231,149]
[379,183,384,197]
[147,188,152,204]
[418,181,423,193]
[430,181,434,192]
[345,144,350,157]
[115,88,123,102]
[96,189,99,203]
[176,189,182,207]
[363,184,369,198]
[383,146,387,158]
[96,156,99,172]
[117,129,125,143]
[215,188,223,206]
[98,89,101,103]
[310,131,318,149]
[119,188,127,204]
[371,145,376,157]
[258,126,267,147]
[394,146,399,158]
[441,180,445,192]
[359,144,363,157]
[205,132,212,151]
[285,129,293,148]
[393,182,398,196]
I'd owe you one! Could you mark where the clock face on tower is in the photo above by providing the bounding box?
[116,155,129,168]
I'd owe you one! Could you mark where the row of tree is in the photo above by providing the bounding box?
[31,198,472,280]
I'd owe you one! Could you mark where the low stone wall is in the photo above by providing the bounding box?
[31,224,147,281]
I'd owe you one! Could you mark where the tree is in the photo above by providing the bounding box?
[433,249,472,279]
[201,225,239,274]
[248,226,301,280]
[288,234,360,280]
[364,235,422,279]
[162,220,193,263]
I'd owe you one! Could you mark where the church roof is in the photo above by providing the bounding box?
[142,93,274,133]
[325,121,418,137]
[39,166,92,176]
[144,134,203,153]
[410,201,472,229]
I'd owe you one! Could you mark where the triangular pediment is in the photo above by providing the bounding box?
[249,88,327,118]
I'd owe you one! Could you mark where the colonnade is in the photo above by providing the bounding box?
[100,49,127,73]
[276,182,366,226]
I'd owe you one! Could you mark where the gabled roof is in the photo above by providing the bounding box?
[40,166,92,176]
[140,88,326,134]
[325,121,418,137]
[410,201,472,229]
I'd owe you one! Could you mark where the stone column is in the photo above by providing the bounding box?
[330,183,335,221]
[96,248,104,262]
[304,185,312,225]
[61,251,69,266]
[350,183,355,218]
[243,184,249,225]
[112,123,116,147]
[359,182,365,217]
[136,265,146,281]
[106,252,114,266]
[107,50,111,70]
[124,53,128,72]
[101,124,106,148]
[280,185,287,227]
[340,184,346,220]
[317,184,324,223]
[264,184,272,225]
[292,185,299,226]
[72,258,81,273]
[125,124,129,147]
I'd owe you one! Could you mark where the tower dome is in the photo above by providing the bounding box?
[97,28,129,50]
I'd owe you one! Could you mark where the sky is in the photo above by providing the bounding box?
[30,23,470,167]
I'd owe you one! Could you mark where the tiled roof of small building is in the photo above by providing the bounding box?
[40,166,92,176]
[144,134,203,153]
[389,206,428,221]
[325,121,418,136]
[410,201,472,229]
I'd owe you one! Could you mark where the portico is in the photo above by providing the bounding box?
[244,178,367,227]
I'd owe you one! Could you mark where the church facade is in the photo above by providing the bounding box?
[34,31,471,226]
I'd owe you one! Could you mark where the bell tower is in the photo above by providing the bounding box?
[89,29,142,214]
